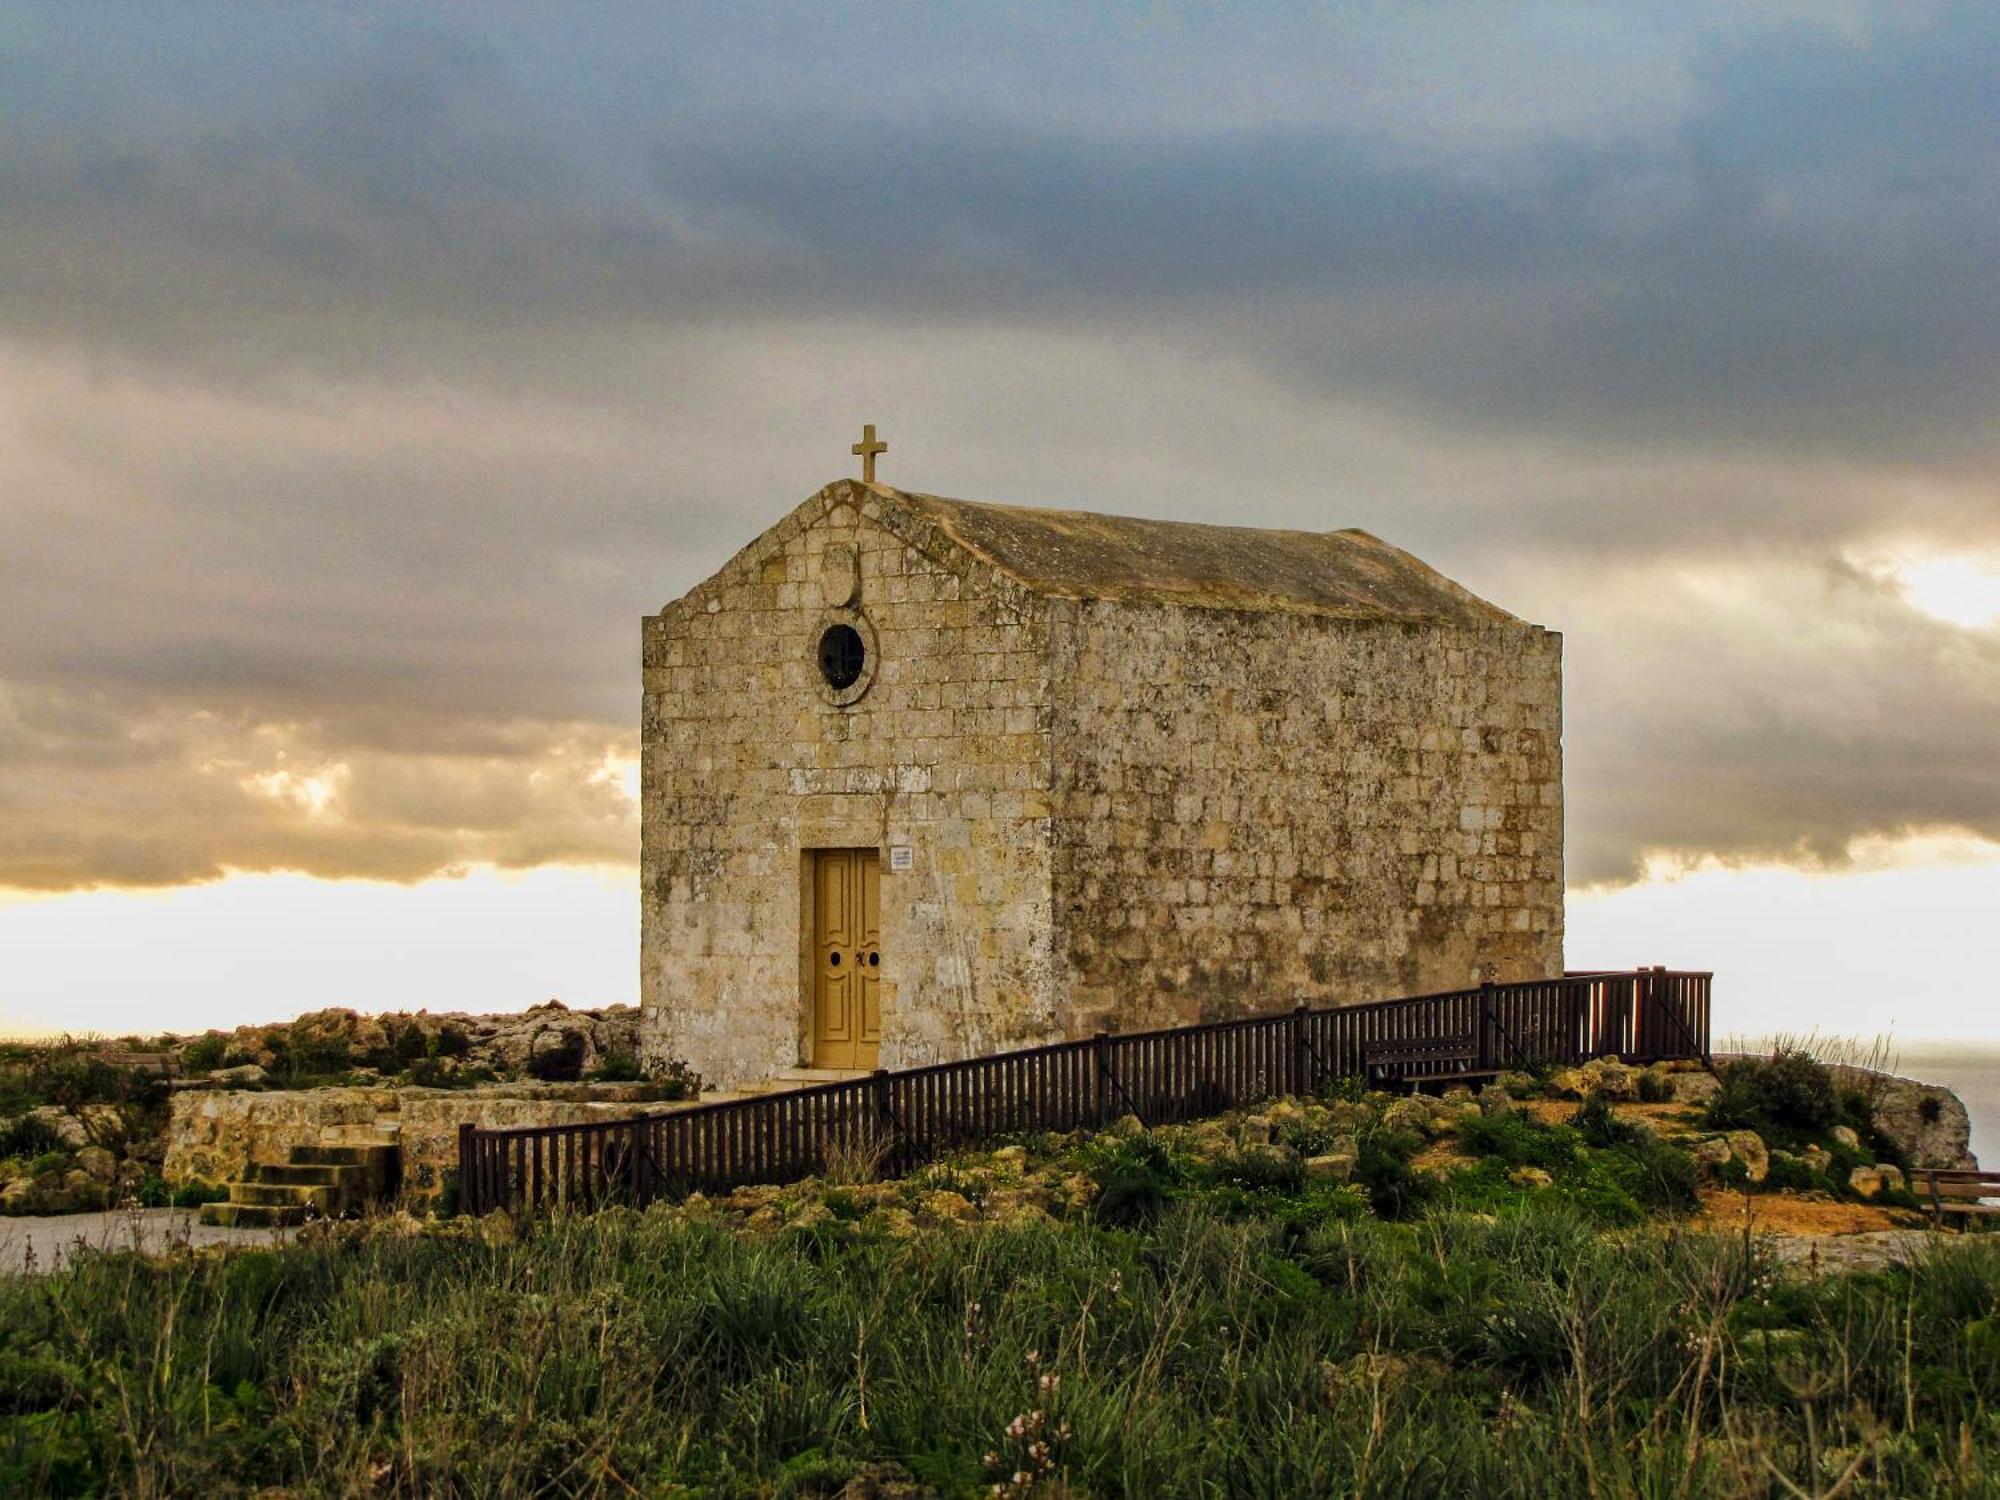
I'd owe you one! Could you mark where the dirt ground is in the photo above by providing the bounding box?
[1522,1098,1705,1133]
[1690,1187,1907,1236]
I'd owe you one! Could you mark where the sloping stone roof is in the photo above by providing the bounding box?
[883,485,1524,627]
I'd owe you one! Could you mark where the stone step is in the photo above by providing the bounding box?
[229,1181,340,1213]
[199,1201,306,1229]
[731,1078,812,1097]
[773,1068,873,1084]
[249,1161,373,1190]
[291,1143,397,1171]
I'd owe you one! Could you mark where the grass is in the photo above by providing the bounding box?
[3,1198,1998,1497]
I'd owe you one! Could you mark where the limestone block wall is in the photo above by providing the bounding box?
[166,1085,667,1205]
[1047,603,1563,1033]
[641,484,1063,1087]
[166,1087,405,1187]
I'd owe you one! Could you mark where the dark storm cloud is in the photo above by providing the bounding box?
[1,5,1993,450]
[0,2,1995,890]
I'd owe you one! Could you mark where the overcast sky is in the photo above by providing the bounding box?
[2,3,1997,1038]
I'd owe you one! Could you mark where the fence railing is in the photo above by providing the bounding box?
[457,967,1710,1216]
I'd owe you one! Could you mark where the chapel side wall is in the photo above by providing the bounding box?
[1047,602,1563,1035]
[639,485,1061,1088]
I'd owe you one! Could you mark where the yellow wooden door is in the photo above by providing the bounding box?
[811,849,881,1068]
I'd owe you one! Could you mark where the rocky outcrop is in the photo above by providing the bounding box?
[1830,1066,1977,1171]
[194,1001,644,1085]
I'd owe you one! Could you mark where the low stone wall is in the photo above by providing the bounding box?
[166,1084,673,1206]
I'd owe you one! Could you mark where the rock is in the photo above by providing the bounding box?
[1849,1166,1885,1198]
[1106,1113,1146,1140]
[787,1201,835,1230]
[1057,1172,1099,1213]
[1442,1087,1478,1109]
[1724,1130,1769,1184]
[1667,1071,1721,1105]
[989,1144,1028,1172]
[1801,1144,1832,1173]
[919,1189,976,1222]
[60,1169,105,1210]
[209,1064,268,1087]
[1381,1098,1433,1136]
[77,1104,128,1145]
[1239,1113,1275,1144]
[26,1107,88,1149]
[985,1189,1053,1226]
[1303,1150,1356,1182]
[75,1146,117,1183]
[1508,1166,1554,1190]
[1863,1075,1976,1171]
[1497,1071,1539,1097]
[1186,1122,1236,1163]
[290,1008,391,1066]
[1477,1084,1514,1118]
[1548,1068,1587,1100]
[864,1206,918,1238]
[1325,1101,1374,1132]
[0,1177,33,1210]
[1694,1137,1733,1168]
[1874,1164,1906,1193]
[1580,1058,1640,1101]
[1831,1125,1861,1151]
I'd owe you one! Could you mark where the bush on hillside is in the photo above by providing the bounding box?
[1705,1048,1842,1142]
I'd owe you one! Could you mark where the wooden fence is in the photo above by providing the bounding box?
[457,967,1710,1217]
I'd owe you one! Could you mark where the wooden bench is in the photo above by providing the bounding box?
[1919,1168,2000,1227]
[1362,1032,1487,1090]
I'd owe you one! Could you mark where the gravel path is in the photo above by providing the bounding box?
[1766,1229,1946,1275]
[0,1208,293,1276]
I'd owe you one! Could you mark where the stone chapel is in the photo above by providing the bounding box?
[640,474,1563,1087]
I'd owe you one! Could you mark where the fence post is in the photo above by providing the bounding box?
[871,1068,893,1167]
[1093,1032,1109,1124]
[1292,1004,1310,1097]
[457,1122,477,1215]
[1478,981,1497,1073]
[626,1118,643,1205]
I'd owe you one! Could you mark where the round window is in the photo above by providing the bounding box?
[817,623,866,689]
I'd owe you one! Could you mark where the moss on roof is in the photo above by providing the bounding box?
[882,486,1525,627]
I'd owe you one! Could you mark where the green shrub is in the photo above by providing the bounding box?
[1637,1067,1673,1104]
[169,1181,228,1209]
[1572,1091,1629,1148]
[0,1115,66,1159]
[586,1049,646,1083]
[1763,1151,1823,1194]
[181,1034,227,1072]
[1705,1048,1840,1144]
[433,1023,473,1058]
[1354,1127,1431,1218]
[1457,1112,1576,1173]
[1089,1134,1186,1226]
[397,1057,496,1090]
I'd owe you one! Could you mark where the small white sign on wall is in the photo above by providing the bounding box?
[888,845,914,872]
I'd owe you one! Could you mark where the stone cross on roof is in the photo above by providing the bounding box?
[850,423,887,483]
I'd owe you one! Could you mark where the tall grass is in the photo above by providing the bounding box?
[4,1201,1998,1497]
